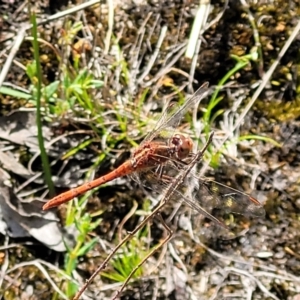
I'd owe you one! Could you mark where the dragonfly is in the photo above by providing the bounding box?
[42,82,265,237]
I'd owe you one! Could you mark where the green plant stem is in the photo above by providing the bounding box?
[203,55,251,136]
[30,11,55,197]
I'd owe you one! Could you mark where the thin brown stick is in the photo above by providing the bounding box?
[72,132,214,300]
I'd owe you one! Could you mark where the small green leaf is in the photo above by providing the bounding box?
[67,281,79,297]
[26,61,37,78]
[89,218,102,231]
[62,138,95,160]
[90,80,104,88]
[43,81,59,99]
[77,237,98,257]
[72,84,83,95]
[0,86,31,99]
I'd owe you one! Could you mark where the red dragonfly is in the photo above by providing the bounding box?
[43,82,264,236]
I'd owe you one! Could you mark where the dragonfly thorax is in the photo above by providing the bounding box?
[169,133,193,160]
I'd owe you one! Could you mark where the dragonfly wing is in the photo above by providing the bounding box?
[179,174,265,239]
[197,180,265,218]
[131,156,264,239]
[142,82,209,144]
[133,167,234,237]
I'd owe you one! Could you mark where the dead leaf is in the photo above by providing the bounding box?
[0,168,66,251]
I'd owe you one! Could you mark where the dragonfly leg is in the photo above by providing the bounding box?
[155,164,165,179]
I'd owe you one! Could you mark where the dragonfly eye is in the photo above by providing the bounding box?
[171,134,193,160]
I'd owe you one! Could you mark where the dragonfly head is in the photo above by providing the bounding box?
[170,134,193,160]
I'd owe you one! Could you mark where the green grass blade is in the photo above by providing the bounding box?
[29,10,54,197]
[0,86,31,99]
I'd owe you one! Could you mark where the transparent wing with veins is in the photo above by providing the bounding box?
[136,155,265,238]
[181,176,265,238]
[142,82,209,145]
